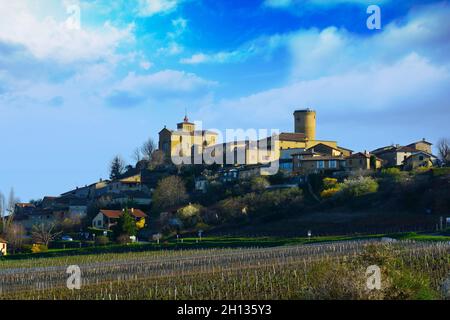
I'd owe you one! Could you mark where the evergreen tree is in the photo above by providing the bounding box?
[114,209,137,238]
[109,155,125,180]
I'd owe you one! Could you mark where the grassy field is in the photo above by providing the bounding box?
[1,239,449,300]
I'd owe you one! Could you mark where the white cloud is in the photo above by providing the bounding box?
[179,34,285,64]
[0,2,134,64]
[158,42,184,55]
[137,0,180,17]
[180,53,209,64]
[105,70,217,107]
[284,2,450,80]
[118,70,215,92]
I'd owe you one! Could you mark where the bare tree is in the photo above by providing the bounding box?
[153,176,188,211]
[109,155,126,180]
[141,138,156,160]
[132,147,142,163]
[437,138,450,166]
[0,191,15,235]
[5,223,26,254]
[31,223,62,247]
[149,150,166,169]
[0,191,5,232]
[7,188,18,216]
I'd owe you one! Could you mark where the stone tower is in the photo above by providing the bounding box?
[294,109,316,140]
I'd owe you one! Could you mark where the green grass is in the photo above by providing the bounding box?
[391,232,450,242]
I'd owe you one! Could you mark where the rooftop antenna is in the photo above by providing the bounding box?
[184,107,189,122]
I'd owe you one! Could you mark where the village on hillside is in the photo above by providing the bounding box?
[1,108,448,255]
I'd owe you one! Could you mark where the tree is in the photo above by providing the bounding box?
[5,223,26,254]
[339,176,379,198]
[7,188,18,216]
[31,223,62,247]
[149,150,166,168]
[0,190,14,236]
[250,176,270,192]
[437,138,450,166]
[153,176,188,211]
[113,209,137,238]
[0,191,5,232]
[109,155,125,180]
[176,204,202,228]
[132,147,142,163]
[141,138,156,160]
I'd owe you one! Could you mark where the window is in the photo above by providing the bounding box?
[329,160,337,168]
[419,156,424,161]
[317,161,324,169]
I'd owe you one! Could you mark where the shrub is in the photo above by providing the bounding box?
[412,167,431,175]
[136,218,146,230]
[432,167,450,176]
[381,167,409,183]
[321,187,340,198]
[250,176,270,192]
[176,204,203,228]
[31,244,48,253]
[339,176,379,198]
[95,236,110,246]
[382,167,401,176]
[116,234,131,245]
[323,177,338,190]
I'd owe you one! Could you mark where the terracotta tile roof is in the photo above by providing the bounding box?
[396,146,418,153]
[407,140,433,146]
[373,145,417,155]
[295,155,344,161]
[348,152,371,159]
[337,146,354,152]
[100,209,147,219]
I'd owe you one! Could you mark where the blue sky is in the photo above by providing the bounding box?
[1,0,449,201]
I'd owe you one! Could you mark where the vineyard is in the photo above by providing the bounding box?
[0,240,449,300]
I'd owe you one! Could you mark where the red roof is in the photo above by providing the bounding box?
[100,209,147,219]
